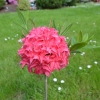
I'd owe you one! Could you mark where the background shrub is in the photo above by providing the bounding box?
[36,0,65,9]
[64,0,77,6]
[17,0,30,10]
[0,0,5,9]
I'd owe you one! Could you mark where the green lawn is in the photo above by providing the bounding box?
[0,2,100,100]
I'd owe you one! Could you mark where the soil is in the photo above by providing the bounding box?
[0,4,36,13]
[0,4,17,13]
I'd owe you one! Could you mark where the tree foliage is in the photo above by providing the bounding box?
[0,0,5,9]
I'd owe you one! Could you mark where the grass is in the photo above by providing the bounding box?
[0,2,100,100]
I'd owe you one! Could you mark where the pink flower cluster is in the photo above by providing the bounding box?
[8,0,17,5]
[18,27,70,76]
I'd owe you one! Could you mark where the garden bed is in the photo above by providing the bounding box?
[0,4,17,13]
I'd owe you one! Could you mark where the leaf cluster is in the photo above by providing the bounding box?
[69,32,94,53]
[50,20,95,53]
[15,9,35,36]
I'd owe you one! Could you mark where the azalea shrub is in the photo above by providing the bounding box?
[16,9,95,100]
[0,0,5,9]
[17,9,93,76]
[36,0,65,9]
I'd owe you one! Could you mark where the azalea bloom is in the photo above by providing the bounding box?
[18,27,70,76]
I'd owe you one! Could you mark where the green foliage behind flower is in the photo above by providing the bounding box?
[36,0,65,9]
[17,0,30,10]
[64,0,77,6]
[0,0,5,9]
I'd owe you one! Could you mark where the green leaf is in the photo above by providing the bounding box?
[82,33,88,42]
[86,34,94,42]
[70,42,87,52]
[60,23,72,35]
[68,38,71,47]
[49,20,53,28]
[52,20,56,29]
[71,36,77,45]
[78,31,83,42]
[17,9,26,26]
[57,25,61,33]
[14,22,28,33]
[29,18,35,27]
[17,9,28,32]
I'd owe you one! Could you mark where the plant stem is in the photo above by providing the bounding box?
[44,75,48,100]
